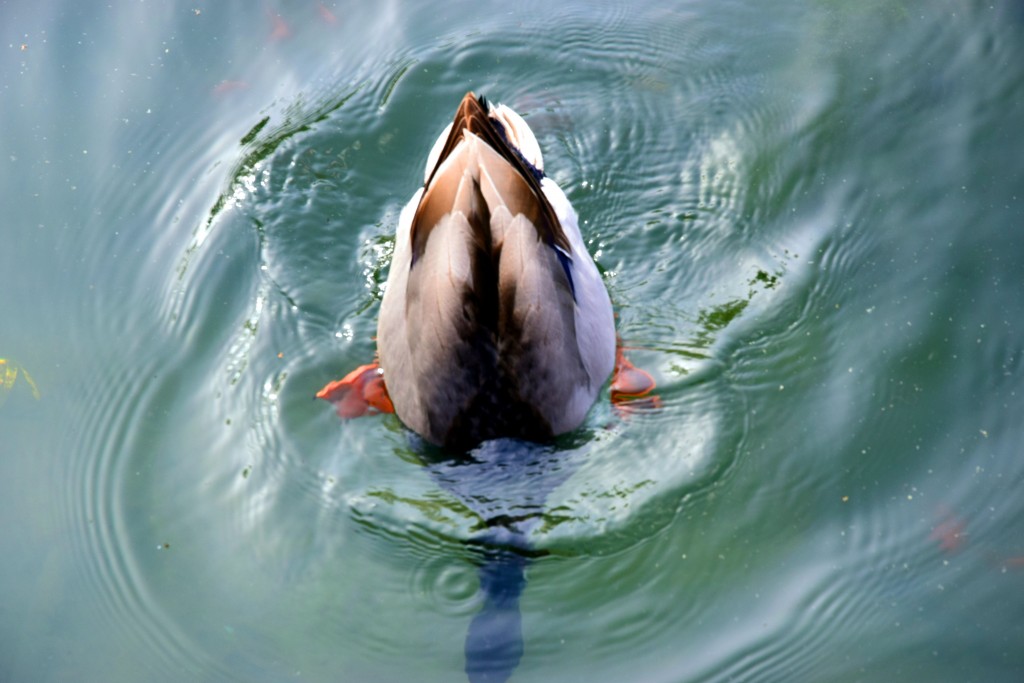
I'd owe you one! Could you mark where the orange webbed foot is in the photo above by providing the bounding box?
[611,345,661,414]
[316,362,394,418]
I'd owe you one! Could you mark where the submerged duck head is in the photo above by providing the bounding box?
[376,92,616,449]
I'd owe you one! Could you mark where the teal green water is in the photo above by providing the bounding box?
[3,1,1023,681]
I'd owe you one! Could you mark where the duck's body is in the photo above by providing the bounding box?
[376,93,615,449]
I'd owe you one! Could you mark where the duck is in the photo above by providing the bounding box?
[318,92,654,449]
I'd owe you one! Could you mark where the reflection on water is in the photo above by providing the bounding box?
[421,439,576,682]
[3,0,1024,681]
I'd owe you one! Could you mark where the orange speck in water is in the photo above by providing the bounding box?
[213,80,249,96]
[268,10,291,41]
[931,513,967,553]
[317,3,338,24]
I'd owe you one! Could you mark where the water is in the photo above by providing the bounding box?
[2,1,1023,681]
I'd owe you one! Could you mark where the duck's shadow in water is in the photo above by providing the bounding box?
[415,436,582,683]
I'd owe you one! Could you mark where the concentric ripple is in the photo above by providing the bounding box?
[37,1,1024,681]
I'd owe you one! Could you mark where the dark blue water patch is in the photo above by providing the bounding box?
[464,548,528,683]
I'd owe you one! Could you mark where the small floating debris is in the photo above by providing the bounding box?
[0,357,41,406]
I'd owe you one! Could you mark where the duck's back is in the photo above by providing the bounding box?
[377,93,614,449]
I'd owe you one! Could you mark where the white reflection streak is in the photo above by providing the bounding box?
[681,130,742,217]
[226,287,266,386]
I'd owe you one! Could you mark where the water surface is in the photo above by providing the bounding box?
[2,1,1023,681]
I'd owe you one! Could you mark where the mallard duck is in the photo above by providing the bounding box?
[318,92,655,449]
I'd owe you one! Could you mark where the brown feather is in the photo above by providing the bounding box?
[409,92,571,265]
